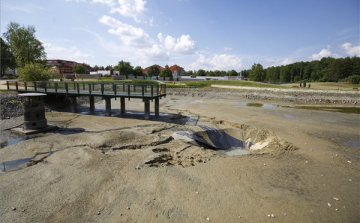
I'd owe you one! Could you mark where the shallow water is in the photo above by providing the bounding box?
[0,136,26,149]
[0,151,55,174]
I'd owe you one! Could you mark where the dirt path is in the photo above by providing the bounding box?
[0,91,359,223]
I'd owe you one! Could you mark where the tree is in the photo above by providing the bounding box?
[1,37,16,76]
[18,63,52,81]
[93,65,99,70]
[197,69,206,76]
[228,70,238,76]
[105,65,112,70]
[116,60,133,77]
[147,65,160,77]
[160,67,173,78]
[3,22,46,67]
[73,64,86,74]
[249,63,265,81]
[133,66,143,77]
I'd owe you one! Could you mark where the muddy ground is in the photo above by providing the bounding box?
[0,88,359,223]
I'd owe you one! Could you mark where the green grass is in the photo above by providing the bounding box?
[180,80,287,88]
[281,82,360,91]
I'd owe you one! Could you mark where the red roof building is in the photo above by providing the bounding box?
[143,64,185,76]
[46,59,94,74]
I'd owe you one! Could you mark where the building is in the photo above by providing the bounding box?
[46,59,94,74]
[142,64,185,77]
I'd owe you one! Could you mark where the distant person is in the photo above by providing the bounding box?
[308,83,311,88]
[299,82,302,88]
[304,82,306,88]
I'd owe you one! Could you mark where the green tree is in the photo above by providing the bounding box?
[228,70,238,76]
[3,22,46,67]
[73,64,86,74]
[18,63,52,81]
[105,65,112,70]
[197,69,206,76]
[133,66,143,77]
[116,60,133,77]
[147,65,160,77]
[1,37,16,76]
[249,63,265,81]
[160,67,173,78]
[93,65,99,70]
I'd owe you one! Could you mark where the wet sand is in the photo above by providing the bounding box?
[0,90,359,223]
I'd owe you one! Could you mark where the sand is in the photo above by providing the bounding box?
[0,89,359,223]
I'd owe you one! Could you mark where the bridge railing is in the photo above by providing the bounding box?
[6,81,166,97]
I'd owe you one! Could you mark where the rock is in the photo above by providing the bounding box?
[96,211,101,215]
[11,207,16,211]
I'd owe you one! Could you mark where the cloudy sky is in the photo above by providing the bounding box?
[1,0,359,71]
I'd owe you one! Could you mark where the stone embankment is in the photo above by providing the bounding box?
[167,85,360,105]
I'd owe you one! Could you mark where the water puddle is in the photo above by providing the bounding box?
[344,141,360,148]
[0,136,26,149]
[284,114,296,119]
[1,151,56,174]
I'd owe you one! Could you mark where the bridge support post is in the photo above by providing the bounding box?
[155,97,159,117]
[70,97,77,113]
[144,99,150,120]
[120,97,125,114]
[89,96,95,110]
[105,98,111,116]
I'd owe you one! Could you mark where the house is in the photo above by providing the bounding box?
[142,64,185,77]
[46,59,94,74]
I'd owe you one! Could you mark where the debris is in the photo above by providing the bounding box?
[333,197,339,201]
[284,213,287,215]
[327,203,331,207]
[135,166,140,170]
[126,207,130,210]
[268,214,275,218]
[238,215,241,219]
[11,207,16,211]
[195,191,199,194]
[335,154,338,157]
[335,208,338,211]
[206,216,210,221]
[349,179,352,182]
[96,211,101,215]
[263,163,266,166]
[305,161,308,163]
[347,161,352,164]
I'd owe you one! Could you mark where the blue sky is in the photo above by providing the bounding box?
[1,0,359,71]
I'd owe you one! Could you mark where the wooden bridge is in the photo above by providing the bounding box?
[6,81,167,119]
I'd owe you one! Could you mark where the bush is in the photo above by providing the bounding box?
[342,75,360,84]
[18,63,51,81]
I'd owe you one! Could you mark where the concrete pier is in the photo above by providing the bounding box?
[105,98,111,116]
[89,96,95,110]
[144,100,150,120]
[70,97,77,113]
[120,97,126,114]
[155,97,159,117]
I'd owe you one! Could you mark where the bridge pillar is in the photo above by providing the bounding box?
[144,99,150,120]
[70,97,77,113]
[89,96,95,110]
[120,97,125,114]
[105,98,111,116]
[155,97,159,117]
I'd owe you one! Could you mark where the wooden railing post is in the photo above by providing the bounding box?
[65,82,68,93]
[127,84,130,96]
[113,83,117,96]
[142,85,144,96]
[101,83,104,95]
[77,83,80,95]
[55,83,58,94]
[34,82,37,92]
[6,81,10,90]
[24,82,27,91]
[89,84,92,94]
[151,85,154,96]
[15,82,18,91]
[44,82,47,93]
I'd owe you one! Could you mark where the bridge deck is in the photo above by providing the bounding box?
[6,81,166,99]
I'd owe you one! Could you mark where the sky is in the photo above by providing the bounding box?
[1,0,359,71]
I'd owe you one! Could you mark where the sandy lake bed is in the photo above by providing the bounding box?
[0,87,359,223]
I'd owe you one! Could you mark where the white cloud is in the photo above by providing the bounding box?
[99,15,153,47]
[158,33,196,54]
[223,47,233,51]
[92,0,115,7]
[188,53,243,71]
[266,57,293,66]
[136,44,170,63]
[310,48,332,60]
[42,41,94,62]
[109,0,147,23]
[341,42,360,56]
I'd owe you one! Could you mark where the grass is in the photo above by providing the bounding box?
[281,82,360,91]
[179,80,287,88]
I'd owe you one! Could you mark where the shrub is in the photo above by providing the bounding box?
[18,63,51,81]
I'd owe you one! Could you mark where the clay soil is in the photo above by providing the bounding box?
[0,88,359,223]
